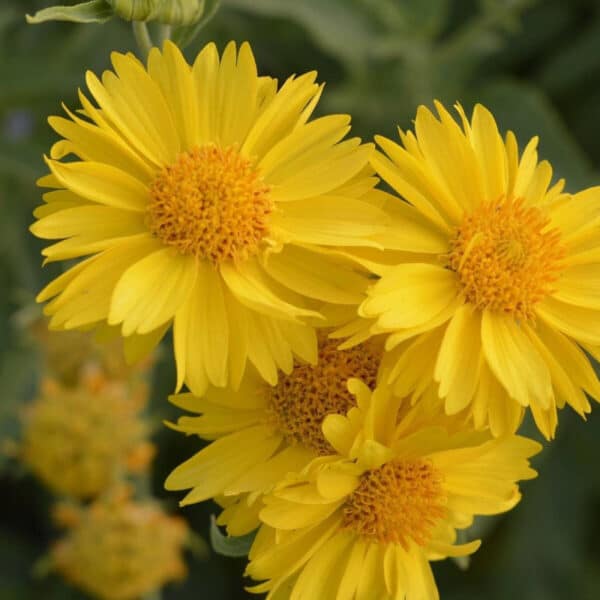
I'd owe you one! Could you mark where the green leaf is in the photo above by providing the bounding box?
[225,0,377,69]
[26,0,113,25]
[394,0,449,38]
[209,515,256,558]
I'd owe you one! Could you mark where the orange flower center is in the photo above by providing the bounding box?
[147,145,272,264]
[343,458,446,549]
[267,339,381,455]
[447,197,565,320]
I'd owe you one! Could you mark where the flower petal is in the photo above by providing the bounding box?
[361,263,459,330]
[109,248,197,336]
[481,311,553,408]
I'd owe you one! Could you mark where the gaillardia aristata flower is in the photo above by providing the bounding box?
[52,490,188,600]
[165,337,382,535]
[30,41,385,395]
[353,101,600,439]
[246,380,541,600]
[21,373,151,499]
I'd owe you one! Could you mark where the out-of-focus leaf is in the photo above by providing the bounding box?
[225,0,377,68]
[0,347,39,431]
[209,516,255,558]
[394,0,450,38]
[537,18,600,95]
[26,1,113,25]
[475,79,595,189]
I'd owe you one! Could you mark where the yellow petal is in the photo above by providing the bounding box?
[165,425,281,502]
[470,103,507,204]
[242,72,319,161]
[221,260,320,322]
[355,543,387,600]
[290,532,353,600]
[48,109,154,182]
[172,264,229,392]
[336,538,368,600]
[225,445,315,496]
[434,303,482,415]
[271,140,373,202]
[43,235,160,330]
[47,158,148,211]
[361,263,458,330]
[148,41,198,150]
[246,513,342,582]
[272,195,386,247]
[261,245,369,305]
[32,205,147,262]
[554,263,600,309]
[109,248,197,335]
[481,311,552,408]
[259,114,350,180]
[370,189,449,253]
[371,142,452,231]
[261,496,341,530]
[536,296,600,345]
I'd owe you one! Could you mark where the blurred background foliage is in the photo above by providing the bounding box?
[1,0,600,598]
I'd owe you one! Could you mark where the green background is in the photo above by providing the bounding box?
[1,0,600,598]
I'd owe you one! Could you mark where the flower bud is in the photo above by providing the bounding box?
[27,0,216,28]
[108,0,206,25]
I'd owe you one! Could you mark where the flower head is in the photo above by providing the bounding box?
[52,490,188,600]
[31,41,385,396]
[165,336,383,534]
[246,380,541,599]
[21,372,151,498]
[349,101,600,439]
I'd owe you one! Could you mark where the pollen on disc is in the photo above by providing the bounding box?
[266,338,381,455]
[147,145,272,264]
[447,197,565,320]
[342,458,447,549]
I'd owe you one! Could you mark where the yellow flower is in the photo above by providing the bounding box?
[165,336,383,534]
[245,380,541,599]
[30,40,386,396]
[52,491,188,600]
[22,373,151,498]
[348,101,600,439]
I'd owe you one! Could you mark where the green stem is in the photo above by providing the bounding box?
[157,24,172,47]
[132,20,153,60]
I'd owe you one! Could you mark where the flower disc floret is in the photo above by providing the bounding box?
[267,338,380,454]
[147,145,272,264]
[343,458,446,548]
[448,197,565,320]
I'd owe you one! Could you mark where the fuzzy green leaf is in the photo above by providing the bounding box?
[26,0,113,24]
[209,516,256,558]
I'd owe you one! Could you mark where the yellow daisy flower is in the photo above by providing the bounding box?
[30,41,385,396]
[52,490,188,600]
[21,373,152,499]
[245,380,541,599]
[165,337,383,534]
[350,101,600,439]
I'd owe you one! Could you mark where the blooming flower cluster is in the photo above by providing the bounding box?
[29,41,600,599]
[18,324,190,599]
